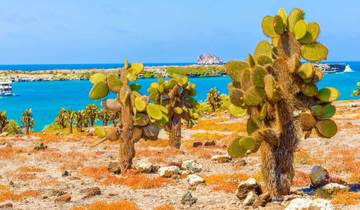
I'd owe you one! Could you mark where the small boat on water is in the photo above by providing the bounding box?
[0,80,13,96]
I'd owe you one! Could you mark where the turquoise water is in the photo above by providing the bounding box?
[1,66,360,131]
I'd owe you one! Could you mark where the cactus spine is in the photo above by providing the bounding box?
[88,59,166,172]
[148,74,199,148]
[206,87,222,112]
[20,108,34,135]
[226,8,339,198]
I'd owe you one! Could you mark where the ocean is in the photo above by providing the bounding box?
[1,62,360,131]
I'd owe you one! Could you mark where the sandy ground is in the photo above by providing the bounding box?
[0,100,360,210]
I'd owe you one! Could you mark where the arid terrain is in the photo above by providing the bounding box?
[0,100,360,210]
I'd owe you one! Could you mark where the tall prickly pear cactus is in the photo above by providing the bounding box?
[99,110,111,126]
[85,104,99,127]
[56,108,68,129]
[88,59,166,172]
[226,8,339,198]
[148,74,199,148]
[66,110,75,133]
[352,82,360,96]
[21,108,34,135]
[206,87,222,112]
[0,111,8,133]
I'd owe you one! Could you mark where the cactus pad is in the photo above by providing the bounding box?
[273,15,285,35]
[90,73,107,84]
[247,118,259,135]
[256,55,272,66]
[317,87,339,102]
[146,103,163,120]
[294,20,307,40]
[315,119,337,138]
[301,43,328,62]
[254,40,272,60]
[299,112,316,131]
[244,87,265,106]
[228,104,247,117]
[313,68,323,82]
[89,81,109,100]
[262,16,278,38]
[278,8,287,26]
[225,61,249,83]
[287,8,305,32]
[135,97,147,112]
[134,113,150,126]
[311,104,336,119]
[107,73,122,92]
[297,63,314,80]
[94,126,106,138]
[302,84,318,97]
[228,136,256,158]
[300,22,320,44]
[264,75,280,102]
[252,66,267,88]
[228,83,244,107]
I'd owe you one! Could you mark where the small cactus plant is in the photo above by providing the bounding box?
[88,59,166,172]
[352,82,360,96]
[85,104,99,127]
[226,8,339,198]
[56,108,68,129]
[74,111,84,132]
[206,87,222,112]
[99,110,111,126]
[148,74,199,148]
[0,111,8,133]
[66,110,75,133]
[20,108,34,135]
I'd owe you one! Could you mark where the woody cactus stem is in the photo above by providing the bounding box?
[206,87,222,112]
[89,59,166,172]
[226,8,339,198]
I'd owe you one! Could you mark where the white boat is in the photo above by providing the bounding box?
[0,80,13,96]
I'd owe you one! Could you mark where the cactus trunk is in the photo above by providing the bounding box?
[169,117,181,149]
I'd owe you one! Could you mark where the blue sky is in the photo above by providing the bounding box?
[0,0,359,64]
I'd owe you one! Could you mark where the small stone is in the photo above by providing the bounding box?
[55,193,71,203]
[158,166,180,178]
[0,202,13,209]
[34,142,47,151]
[321,183,349,195]
[135,160,154,173]
[187,174,205,186]
[51,190,66,197]
[285,198,334,210]
[62,170,71,177]
[236,178,262,200]
[211,154,232,163]
[181,160,202,173]
[309,166,330,187]
[243,191,258,206]
[81,187,101,199]
[108,162,121,174]
[181,192,197,207]
[192,142,203,147]
[204,141,216,146]
[0,132,8,137]
[235,159,247,167]
[253,192,270,208]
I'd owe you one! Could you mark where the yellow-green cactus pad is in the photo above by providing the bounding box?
[135,97,147,112]
[130,63,144,75]
[134,113,150,126]
[317,87,339,102]
[244,87,265,106]
[287,8,305,32]
[313,68,323,82]
[254,40,272,59]
[256,55,272,66]
[315,119,337,138]
[297,63,314,80]
[264,75,280,102]
[278,8,287,26]
[130,83,141,91]
[300,22,320,44]
[228,83,244,107]
[252,66,267,88]
[146,103,163,120]
[227,136,256,158]
[90,73,107,84]
[294,20,307,40]
[311,104,336,119]
[301,43,328,62]
[273,15,285,35]
[173,74,188,86]
[228,104,247,117]
[302,84,318,97]
[247,54,256,67]
[173,107,183,114]
[89,81,109,100]
[247,118,259,135]
[262,16,278,38]
[107,73,122,92]
[259,103,268,121]
[94,126,106,138]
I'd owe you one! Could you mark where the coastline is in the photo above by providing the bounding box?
[0,64,225,82]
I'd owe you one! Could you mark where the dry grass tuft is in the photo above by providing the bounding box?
[80,166,110,180]
[0,147,23,159]
[203,173,249,193]
[71,200,139,210]
[332,192,360,205]
[103,174,171,189]
[140,139,169,148]
[192,118,246,133]
[0,190,40,203]
[294,149,320,165]
[17,166,46,173]
[153,204,176,210]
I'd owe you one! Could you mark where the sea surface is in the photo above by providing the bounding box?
[1,62,360,131]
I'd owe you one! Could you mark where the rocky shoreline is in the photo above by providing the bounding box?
[0,64,224,82]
